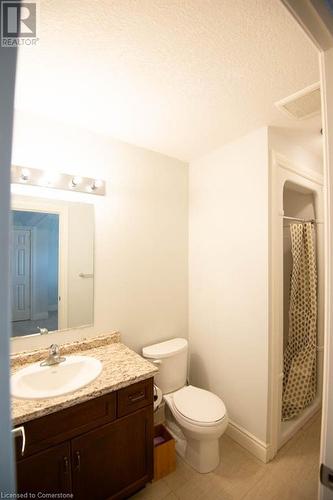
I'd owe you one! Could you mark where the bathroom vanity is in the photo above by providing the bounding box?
[11,334,158,499]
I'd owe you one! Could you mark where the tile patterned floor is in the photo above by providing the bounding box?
[132,412,321,500]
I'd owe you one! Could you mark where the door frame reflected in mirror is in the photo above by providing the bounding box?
[11,196,69,336]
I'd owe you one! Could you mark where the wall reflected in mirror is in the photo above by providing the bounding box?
[11,195,94,338]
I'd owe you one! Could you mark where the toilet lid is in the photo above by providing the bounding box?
[173,385,226,423]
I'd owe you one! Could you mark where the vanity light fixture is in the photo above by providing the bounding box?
[42,171,60,186]
[11,166,106,196]
[70,176,82,188]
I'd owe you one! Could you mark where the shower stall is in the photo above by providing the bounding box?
[269,152,324,458]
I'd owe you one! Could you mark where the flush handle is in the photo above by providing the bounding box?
[12,426,26,456]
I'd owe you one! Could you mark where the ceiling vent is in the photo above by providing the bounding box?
[275,82,321,120]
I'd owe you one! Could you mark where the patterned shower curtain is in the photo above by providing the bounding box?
[282,222,317,421]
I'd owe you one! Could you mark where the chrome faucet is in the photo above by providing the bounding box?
[38,326,49,335]
[40,344,66,367]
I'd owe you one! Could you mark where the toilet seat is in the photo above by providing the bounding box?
[172,385,226,426]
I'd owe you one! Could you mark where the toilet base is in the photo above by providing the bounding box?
[184,436,220,473]
[165,418,221,473]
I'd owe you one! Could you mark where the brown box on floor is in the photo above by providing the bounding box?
[153,424,176,480]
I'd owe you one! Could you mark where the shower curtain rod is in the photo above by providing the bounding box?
[283,215,317,224]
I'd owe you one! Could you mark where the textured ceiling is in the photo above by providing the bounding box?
[14,0,320,161]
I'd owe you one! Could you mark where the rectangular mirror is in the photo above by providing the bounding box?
[11,195,94,337]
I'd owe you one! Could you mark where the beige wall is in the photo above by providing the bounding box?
[189,127,270,443]
[11,110,188,353]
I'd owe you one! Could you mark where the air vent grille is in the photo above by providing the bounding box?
[276,83,321,120]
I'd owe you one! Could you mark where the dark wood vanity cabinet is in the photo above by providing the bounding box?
[15,378,154,500]
[72,407,151,499]
[16,442,72,494]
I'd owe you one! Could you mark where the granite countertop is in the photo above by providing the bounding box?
[11,333,158,426]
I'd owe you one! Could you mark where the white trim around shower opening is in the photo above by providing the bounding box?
[268,151,325,461]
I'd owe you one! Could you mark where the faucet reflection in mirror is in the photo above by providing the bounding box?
[11,165,106,196]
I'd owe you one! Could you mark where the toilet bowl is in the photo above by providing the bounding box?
[164,385,228,473]
[142,338,228,473]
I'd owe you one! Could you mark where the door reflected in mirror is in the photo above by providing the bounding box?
[11,210,59,336]
[11,196,94,338]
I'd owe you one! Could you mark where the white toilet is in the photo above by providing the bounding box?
[142,338,228,473]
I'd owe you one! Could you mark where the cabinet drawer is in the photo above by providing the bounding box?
[117,378,153,417]
[15,392,116,459]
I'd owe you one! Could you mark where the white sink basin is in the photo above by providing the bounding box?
[11,355,102,400]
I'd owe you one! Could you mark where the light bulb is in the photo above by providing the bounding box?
[71,176,82,188]
[90,179,103,191]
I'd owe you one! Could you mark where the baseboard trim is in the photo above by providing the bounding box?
[226,420,271,463]
[279,401,321,449]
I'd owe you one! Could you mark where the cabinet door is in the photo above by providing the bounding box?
[72,406,153,500]
[16,442,71,494]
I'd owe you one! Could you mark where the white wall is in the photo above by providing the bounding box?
[189,127,269,443]
[11,110,188,354]
[268,127,323,174]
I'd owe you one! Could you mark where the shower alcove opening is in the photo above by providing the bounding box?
[269,152,324,460]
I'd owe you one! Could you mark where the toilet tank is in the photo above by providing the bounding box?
[142,338,188,394]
